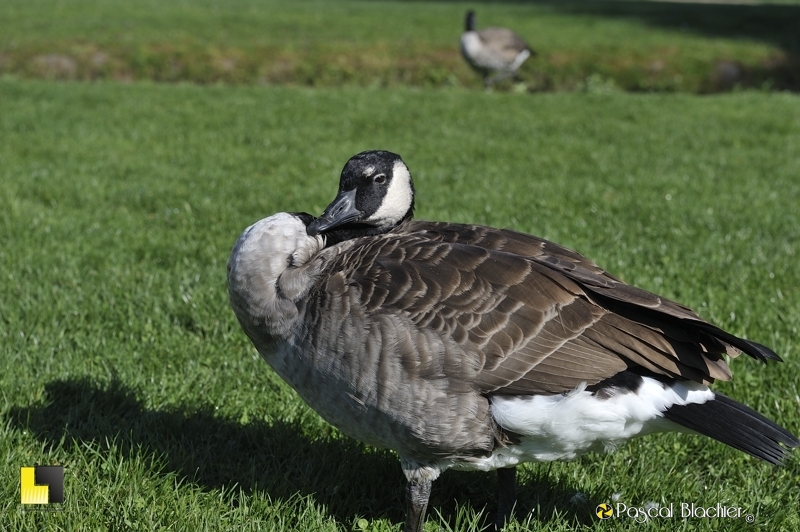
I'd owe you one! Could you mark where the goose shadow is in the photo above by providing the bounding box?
[8,378,592,528]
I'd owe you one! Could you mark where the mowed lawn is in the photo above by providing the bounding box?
[2,79,800,531]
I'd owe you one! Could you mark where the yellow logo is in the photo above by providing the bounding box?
[596,503,613,519]
[21,466,64,505]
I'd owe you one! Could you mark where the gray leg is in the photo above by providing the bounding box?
[496,466,516,530]
[405,479,432,532]
[487,71,514,87]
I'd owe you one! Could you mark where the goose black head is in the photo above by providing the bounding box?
[307,150,415,239]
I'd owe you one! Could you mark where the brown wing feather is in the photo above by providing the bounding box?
[319,221,769,397]
[404,220,780,363]
[477,27,530,58]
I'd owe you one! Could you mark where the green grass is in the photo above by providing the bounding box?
[1,0,799,91]
[1,78,799,530]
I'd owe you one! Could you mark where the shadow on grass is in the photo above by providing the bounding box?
[532,1,800,53]
[8,378,592,528]
[538,0,800,90]
[431,0,800,51]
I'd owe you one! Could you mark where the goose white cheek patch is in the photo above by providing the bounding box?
[369,160,413,226]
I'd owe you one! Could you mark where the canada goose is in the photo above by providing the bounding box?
[460,10,533,88]
[228,151,798,532]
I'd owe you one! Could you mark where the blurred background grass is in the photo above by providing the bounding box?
[2,1,800,531]
[1,0,799,92]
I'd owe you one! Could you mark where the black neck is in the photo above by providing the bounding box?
[465,12,475,31]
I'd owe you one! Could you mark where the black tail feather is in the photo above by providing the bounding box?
[741,339,783,362]
[664,392,799,465]
[696,323,783,363]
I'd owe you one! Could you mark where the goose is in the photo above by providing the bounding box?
[460,10,534,88]
[228,150,798,532]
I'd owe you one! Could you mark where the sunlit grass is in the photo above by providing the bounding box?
[1,79,799,530]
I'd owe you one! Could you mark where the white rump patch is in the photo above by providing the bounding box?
[454,377,714,471]
[368,160,413,227]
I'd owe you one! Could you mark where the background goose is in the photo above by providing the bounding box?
[229,151,798,532]
[460,10,534,88]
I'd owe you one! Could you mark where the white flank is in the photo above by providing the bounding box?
[509,49,531,72]
[450,377,714,471]
[368,160,413,227]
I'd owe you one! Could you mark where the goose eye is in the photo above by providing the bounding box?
[373,174,387,184]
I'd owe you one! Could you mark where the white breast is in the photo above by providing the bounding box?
[460,32,484,62]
